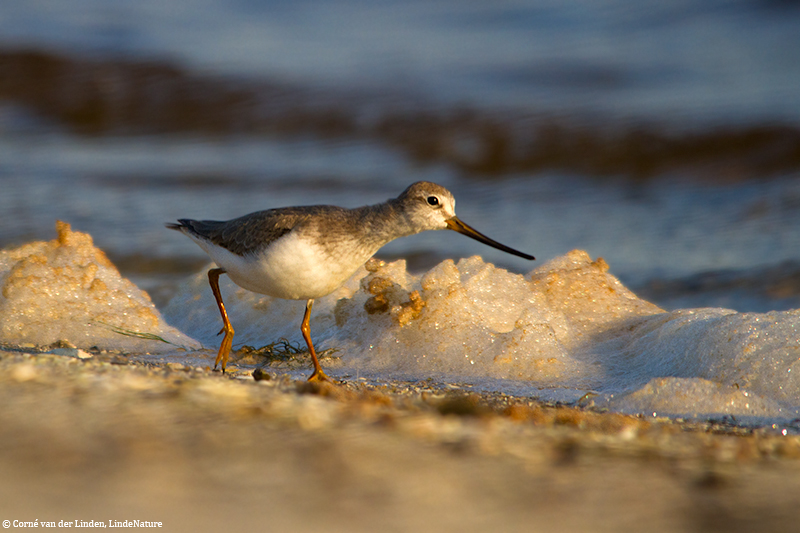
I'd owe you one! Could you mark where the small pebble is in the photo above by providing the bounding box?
[252,368,271,381]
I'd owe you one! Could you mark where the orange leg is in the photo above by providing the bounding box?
[301,299,330,382]
[208,268,234,373]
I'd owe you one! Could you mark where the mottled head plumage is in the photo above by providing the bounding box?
[395,181,457,232]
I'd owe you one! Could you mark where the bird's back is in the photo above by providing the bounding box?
[166,205,353,257]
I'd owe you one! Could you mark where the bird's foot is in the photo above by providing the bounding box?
[307,369,332,383]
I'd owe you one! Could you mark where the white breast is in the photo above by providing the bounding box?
[195,231,372,300]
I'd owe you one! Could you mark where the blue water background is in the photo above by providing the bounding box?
[1,0,799,310]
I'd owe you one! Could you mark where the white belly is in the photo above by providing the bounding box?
[195,231,372,300]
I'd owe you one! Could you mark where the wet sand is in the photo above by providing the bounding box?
[1,348,799,532]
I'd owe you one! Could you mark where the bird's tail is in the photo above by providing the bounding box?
[165,220,192,232]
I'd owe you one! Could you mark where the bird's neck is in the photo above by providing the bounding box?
[355,199,417,249]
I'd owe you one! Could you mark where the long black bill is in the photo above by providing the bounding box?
[445,217,534,260]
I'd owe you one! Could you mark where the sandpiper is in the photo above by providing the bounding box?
[167,181,534,381]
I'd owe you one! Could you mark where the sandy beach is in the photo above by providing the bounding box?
[1,347,799,532]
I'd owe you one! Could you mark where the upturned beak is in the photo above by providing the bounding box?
[445,217,534,260]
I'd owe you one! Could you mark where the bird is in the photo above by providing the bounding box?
[166,181,534,381]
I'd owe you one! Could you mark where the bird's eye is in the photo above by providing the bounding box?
[426,196,440,207]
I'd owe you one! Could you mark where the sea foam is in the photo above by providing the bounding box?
[163,250,800,423]
[0,221,199,353]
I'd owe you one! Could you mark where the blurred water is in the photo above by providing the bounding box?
[1,0,800,311]
[2,0,799,124]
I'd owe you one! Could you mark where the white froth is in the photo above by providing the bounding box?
[158,249,800,423]
[0,222,199,352]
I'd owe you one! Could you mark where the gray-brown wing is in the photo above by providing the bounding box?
[169,206,343,256]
